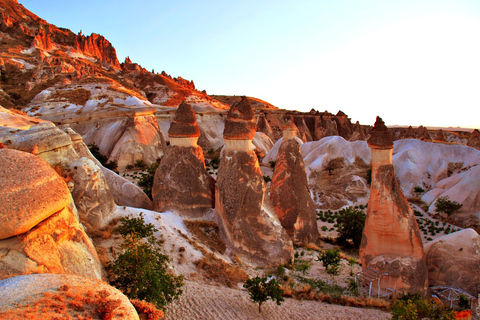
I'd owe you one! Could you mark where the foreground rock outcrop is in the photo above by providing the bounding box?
[215,97,293,267]
[153,101,215,217]
[359,117,427,294]
[0,148,103,280]
[0,274,139,319]
[424,228,480,295]
[270,123,319,244]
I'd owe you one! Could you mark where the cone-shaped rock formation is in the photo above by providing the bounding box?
[152,101,214,217]
[215,98,293,267]
[359,116,427,294]
[270,123,319,244]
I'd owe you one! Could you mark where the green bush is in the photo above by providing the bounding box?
[244,276,284,313]
[108,213,183,309]
[413,186,425,193]
[336,207,366,248]
[318,248,341,276]
[391,293,455,320]
[435,196,463,216]
[263,175,271,183]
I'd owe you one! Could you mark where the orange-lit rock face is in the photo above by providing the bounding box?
[152,145,214,218]
[270,139,319,244]
[168,101,201,139]
[0,149,70,240]
[360,116,427,293]
[215,148,293,267]
[0,205,103,280]
[223,97,256,141]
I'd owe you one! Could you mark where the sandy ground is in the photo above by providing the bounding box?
[164,281,391,320]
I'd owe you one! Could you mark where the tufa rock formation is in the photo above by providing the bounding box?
[359,116,427,294]
[215,97,293,267]
[270,122,319,244]
[0,148,103,280]
[152,101,215,217]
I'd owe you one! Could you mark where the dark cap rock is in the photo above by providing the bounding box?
[223,97,256,140]
[168,101,200,138]
[368,116,393,149]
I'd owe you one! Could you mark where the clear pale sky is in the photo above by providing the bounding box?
[19,0,480,129]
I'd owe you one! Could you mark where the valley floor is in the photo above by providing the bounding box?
[164,281,391,320]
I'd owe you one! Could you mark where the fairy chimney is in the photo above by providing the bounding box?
[360,116,427,294]
[270,122,319,244]
[215,97,293,267]
[152,101,214,217]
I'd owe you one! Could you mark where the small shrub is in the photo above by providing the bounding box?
[435,196,463,216]
[413,186,425,193]
[391,293,455,320]
[244,276,284,313]
[269,160,276,171]
[366,168,372,184]
[318,248,341,276]
[321,226,328,232]
[263,175,271,183]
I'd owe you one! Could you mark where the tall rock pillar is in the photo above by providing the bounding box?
[152,101,215,218]
[270,122,319,244]
[359,116,427,294]
[215,97,293,267]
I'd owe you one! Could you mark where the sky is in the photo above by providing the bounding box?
[19,0,480,129]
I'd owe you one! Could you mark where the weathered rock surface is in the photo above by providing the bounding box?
[360,117,427,294]
[215,149,293,267]
[0,148,70,239]
[0,122,79,167]
[424,228,480,295]
[256,113,274,141]
[68,157,117,229]
[66,126,153,210]
[0,201,103,280]
[0,148,102,280]
[270,138,319,244]
[468,129,480,150]
[153,146,215,217]
[0,274,139,319]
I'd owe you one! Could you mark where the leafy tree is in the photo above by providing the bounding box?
[434,196,463,216]
[336,207,366,248]
[108,213,183,309]
[391,293,455,320]
[243,276,284,313]
[318,248,341,276]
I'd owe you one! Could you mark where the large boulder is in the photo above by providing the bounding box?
[68,157,117,229]
[0,274,139,319]
[0,149,103,280]
[0,148,70,239]
[270,138,319,244]
[424,228,480,295]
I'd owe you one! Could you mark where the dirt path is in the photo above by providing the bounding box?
[164,281,392,320]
